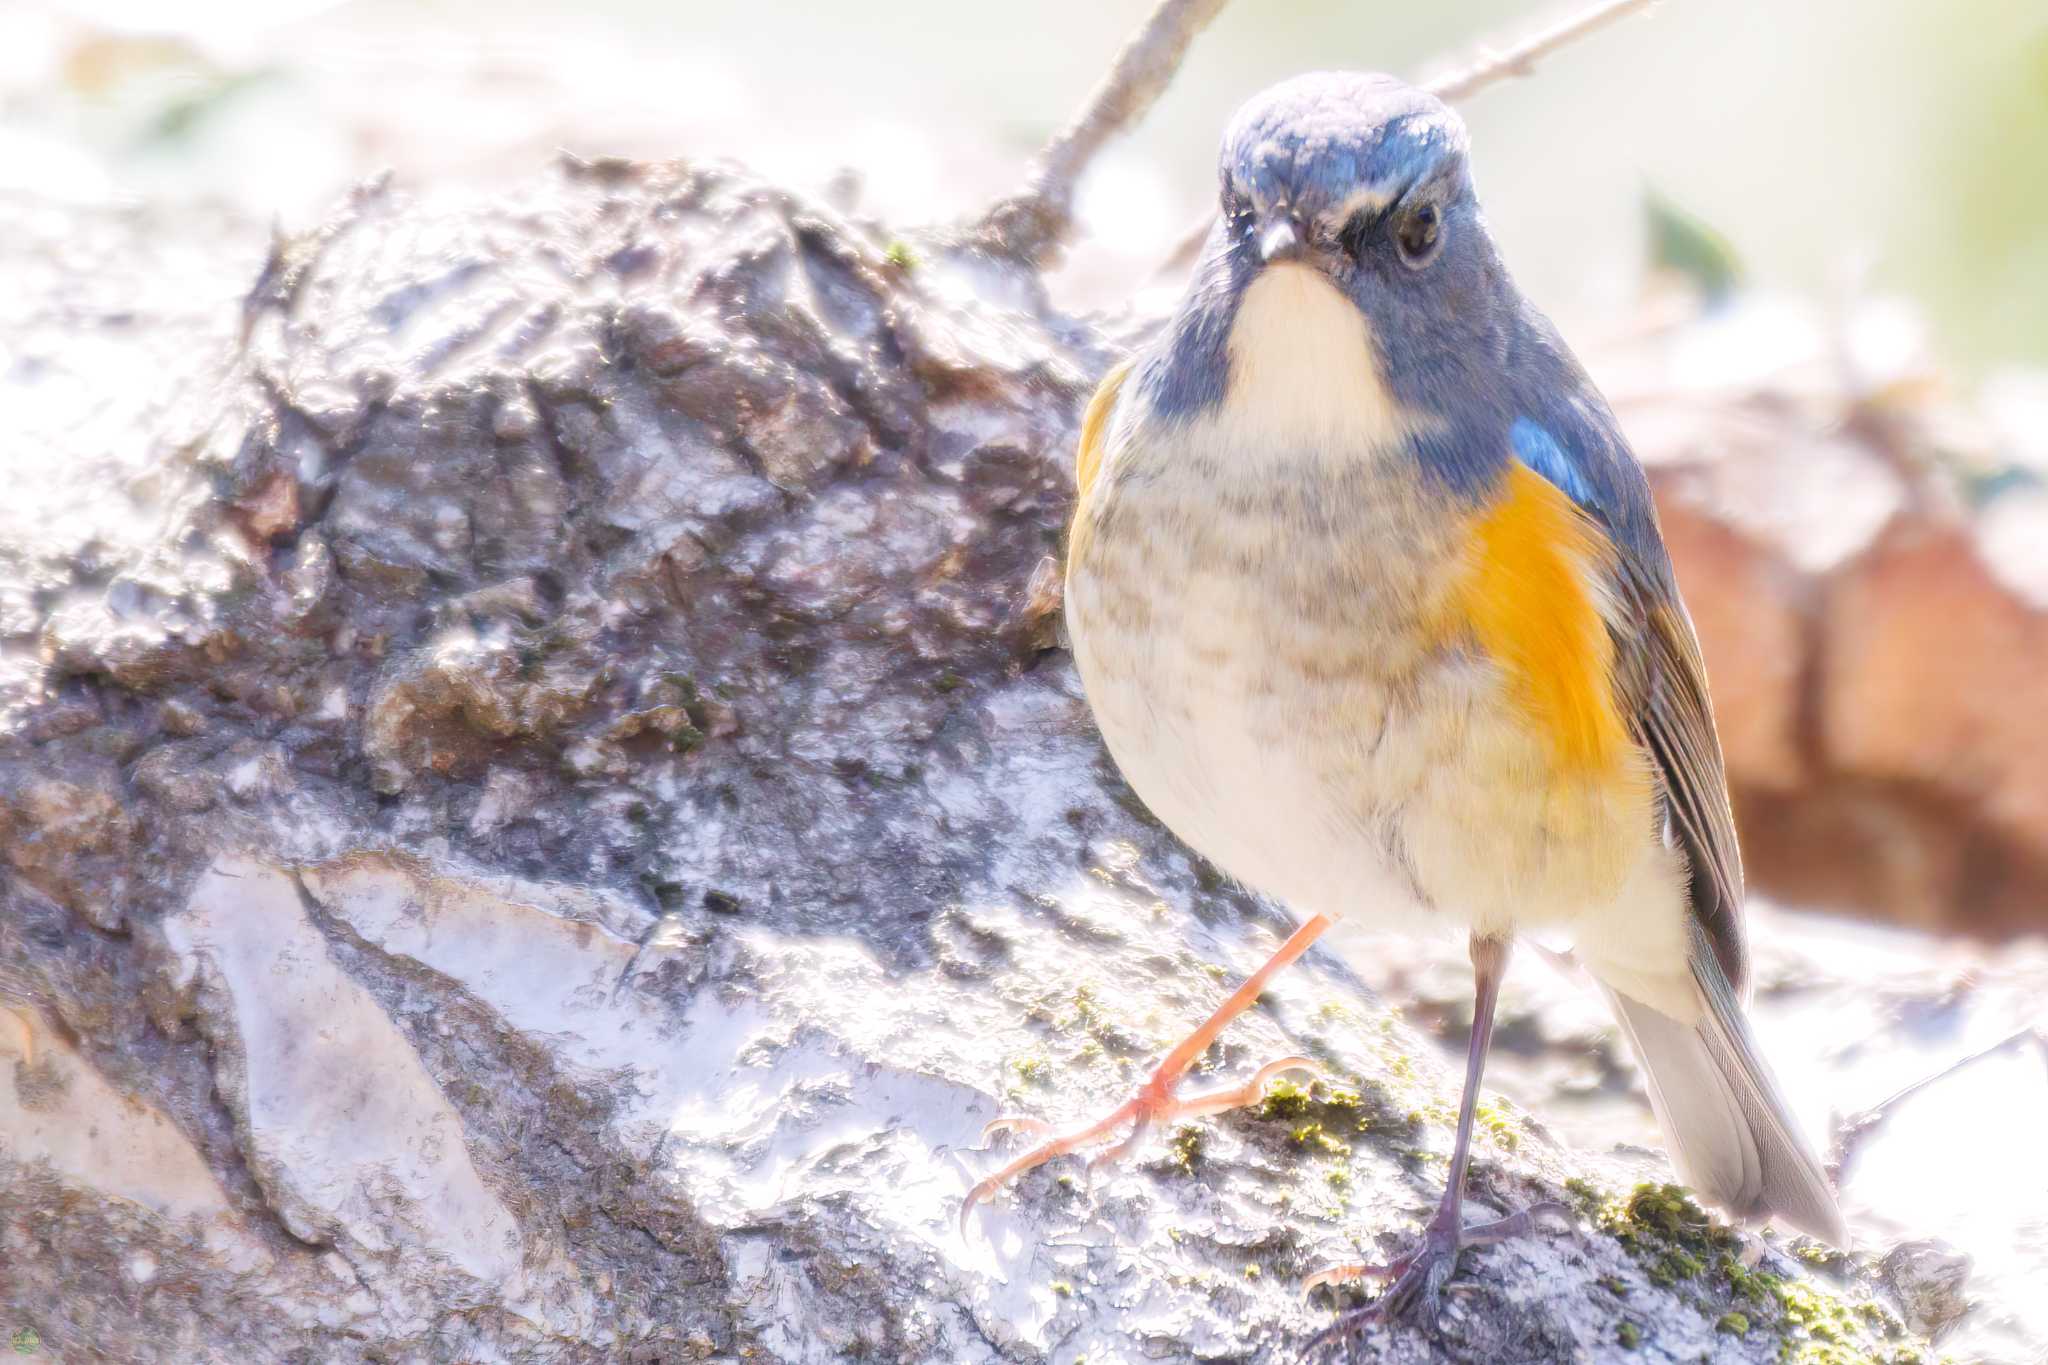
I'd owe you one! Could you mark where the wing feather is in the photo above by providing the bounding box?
[1611,560,1749,997]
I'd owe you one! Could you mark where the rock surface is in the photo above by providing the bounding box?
[0,163,2036,1363]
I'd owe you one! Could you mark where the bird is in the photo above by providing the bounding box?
[961,70,1847,1332]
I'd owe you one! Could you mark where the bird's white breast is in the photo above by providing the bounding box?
[1069,416,1464,937]
[1206,263,1415,456]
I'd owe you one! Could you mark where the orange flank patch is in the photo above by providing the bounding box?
[1074,361,1132,502]
[1068,361,1132,568]
[1449,461,1630,773]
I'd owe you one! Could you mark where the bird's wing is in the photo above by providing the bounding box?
[1609,569,1748,997]
[1508,415,1749,998]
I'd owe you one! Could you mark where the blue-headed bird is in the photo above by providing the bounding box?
[963,71,1846,1330]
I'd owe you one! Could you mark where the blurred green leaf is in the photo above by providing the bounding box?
[140,69,278,148]
[1960,464,2040,509]
[1644,187,1744,304]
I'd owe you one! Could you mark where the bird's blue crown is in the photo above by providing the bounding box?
[1220,72,1469,228]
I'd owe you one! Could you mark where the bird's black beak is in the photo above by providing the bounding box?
[1257,212,1306,265]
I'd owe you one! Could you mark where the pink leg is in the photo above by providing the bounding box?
[960,913,1331,1232]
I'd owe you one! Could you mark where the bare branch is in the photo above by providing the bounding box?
[1828,1028,2048,1185]
[1423,0,1662,102]
[1154,209,1220,284]
[979,0,1231,266]
[1153,0,1663,281]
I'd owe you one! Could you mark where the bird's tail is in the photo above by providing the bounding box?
[1600,930,1846,1245]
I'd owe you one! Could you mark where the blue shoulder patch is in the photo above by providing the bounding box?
[1510,417,1595,508]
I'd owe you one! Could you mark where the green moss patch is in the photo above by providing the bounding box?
[1569,1179,1925,1364]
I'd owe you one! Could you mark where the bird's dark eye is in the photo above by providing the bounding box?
[1395,201,1442,267]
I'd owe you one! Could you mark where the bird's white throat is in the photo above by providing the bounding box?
[1219,263,1411,454]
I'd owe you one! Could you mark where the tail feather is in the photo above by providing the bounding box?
[1601,926,1845,1245]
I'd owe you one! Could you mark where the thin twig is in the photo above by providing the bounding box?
[978,0,1231,266]
[1828,1028,2048,1185]
[1422,0,1662,102]
[1153,0,1664,280]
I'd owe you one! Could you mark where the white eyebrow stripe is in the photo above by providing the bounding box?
[1324,181,1402,226]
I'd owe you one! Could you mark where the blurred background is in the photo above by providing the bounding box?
[3,0,2046,370]
[4,3,2047,1356]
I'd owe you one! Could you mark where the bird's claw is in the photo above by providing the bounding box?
[1302,1224,1461,1356]
[1301,1200,1569,1350]
[979,1115,1054,1144]
[958,1055,1322,1236]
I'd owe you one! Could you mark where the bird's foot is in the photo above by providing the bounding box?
[958,1053,1319,1233]
[1301,1200,1567,1350]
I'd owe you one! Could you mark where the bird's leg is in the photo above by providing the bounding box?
[1304,934,1563,1342]
[960,913,1330,1232]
